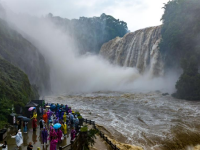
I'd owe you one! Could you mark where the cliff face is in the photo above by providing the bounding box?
[0,18,50,94]
[100,26,163,76]
[0,57,36,106]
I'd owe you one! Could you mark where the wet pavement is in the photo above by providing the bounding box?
[0,118,71,150]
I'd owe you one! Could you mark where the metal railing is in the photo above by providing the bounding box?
[59,118,120,150]
[83,118,120,150]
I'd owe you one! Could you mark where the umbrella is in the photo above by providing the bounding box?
[53,123,61,129]
[23,117,31,122]
[28,107,35,111]
[17,115,25,119]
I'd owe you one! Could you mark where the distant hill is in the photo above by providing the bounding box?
[47,13,128,54]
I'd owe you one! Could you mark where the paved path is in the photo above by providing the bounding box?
[1,121,71,150]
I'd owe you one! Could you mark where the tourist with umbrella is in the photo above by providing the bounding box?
[23,117,30,133]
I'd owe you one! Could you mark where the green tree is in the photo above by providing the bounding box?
[160,0,200,100]
[160,0,200,68]
[47,13,128,53]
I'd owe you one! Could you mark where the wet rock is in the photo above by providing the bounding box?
[162,93,169,96]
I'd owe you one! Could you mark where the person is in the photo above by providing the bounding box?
[51,113,55,123]
[0,141,8,150]
[49,128,57,141]
[63,112,67,123]
[50,136,58,150]
[31,110,37,119]
[23,121,28,133]
[61,122,67,136]
[41,127,48,144]
[74,115,79,132]
[27,142,33,150]
[17,119,21,130]
[70,113,74,127]
[57,128,62,142]
[70,127,76,141]
[39,117,45,130]
[65,105,69,112]
[32,117,37,131]
[11,130,23,149]
[43,112,48,123]
[39,106,43,114]
[54,117,59,124]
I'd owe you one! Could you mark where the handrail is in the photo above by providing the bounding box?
[59,133,80,150]
[59,144,71,150]
[83,118,120,150]
[59,118,120,150]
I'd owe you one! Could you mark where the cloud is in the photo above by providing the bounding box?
[1,0,169,31]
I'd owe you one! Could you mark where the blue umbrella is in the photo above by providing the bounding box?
[53,123,61,129]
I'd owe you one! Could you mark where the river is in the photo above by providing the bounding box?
[45,91,200,150]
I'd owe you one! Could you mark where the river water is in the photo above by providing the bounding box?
[45,91,200,150]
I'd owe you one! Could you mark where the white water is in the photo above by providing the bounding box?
[46,92,200,150]
[4,13,177,95]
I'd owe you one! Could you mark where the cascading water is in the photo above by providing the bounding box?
[100,26,163,76]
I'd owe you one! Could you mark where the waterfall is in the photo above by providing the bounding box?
[100,25,163,76]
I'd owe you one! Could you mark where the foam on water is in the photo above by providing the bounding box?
[45,91,200,150]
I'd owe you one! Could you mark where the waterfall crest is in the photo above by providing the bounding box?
[100,26,163,76]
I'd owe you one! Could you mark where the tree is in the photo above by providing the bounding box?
[160,0,200,100]
[173,56,200,100]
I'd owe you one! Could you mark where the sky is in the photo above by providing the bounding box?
[1,0,169,31]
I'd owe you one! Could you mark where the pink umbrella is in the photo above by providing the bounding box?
[28,107,35,111]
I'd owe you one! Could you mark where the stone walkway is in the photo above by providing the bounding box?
[1,121,71,150]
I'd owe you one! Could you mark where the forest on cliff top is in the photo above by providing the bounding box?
[160,0,200,100]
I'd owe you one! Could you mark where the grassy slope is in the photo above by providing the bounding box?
[0,57,34,106]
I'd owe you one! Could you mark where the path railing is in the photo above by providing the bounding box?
[83,118,120,150]
[59,118,120,150]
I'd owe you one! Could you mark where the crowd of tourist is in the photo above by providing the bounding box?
[1,102,81,150]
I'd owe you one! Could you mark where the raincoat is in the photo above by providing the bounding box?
[63,113,67,123]
[71,129,76,141]
[57,129,62,142]
[50,138,58,150]
[15,132,23,147]
[49,129,57,140]
[32,118,37,129]
[23,122,28,133]
[42,129,48,143]
[31,112,37,119]
[61,123,67,135]
[43,113,48,123]
[54,118,59,124]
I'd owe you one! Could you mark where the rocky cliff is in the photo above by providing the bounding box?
[0,18,50,94]
[0,57,37,105]
[100,26,163,76]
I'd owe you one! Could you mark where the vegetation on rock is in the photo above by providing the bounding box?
[0,18,50,94]
[0,57,38,126]
[160,0,200,100]
[47,13,128,53]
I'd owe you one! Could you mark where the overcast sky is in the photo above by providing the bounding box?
[1,0,169,31]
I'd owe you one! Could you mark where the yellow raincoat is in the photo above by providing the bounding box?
[31,111,37,119]
[61,123,67,135]
[63,112,67,123]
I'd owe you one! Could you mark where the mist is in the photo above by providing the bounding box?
[4,10,179,95]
